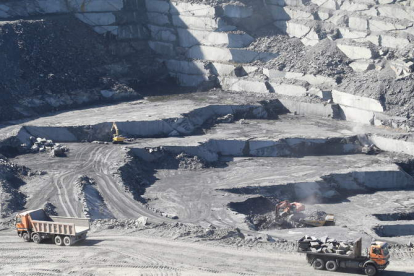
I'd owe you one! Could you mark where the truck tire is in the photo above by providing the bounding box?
[32,233,42,244]
[325,260,338,271]
[365,264,377,276]
[313,258,325,270]
[63,236,72,246]
[54,235,64,246]
[22,232,31,242]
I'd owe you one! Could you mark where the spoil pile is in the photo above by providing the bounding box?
[0,157,29,218]
[298,235,355,255]
[75,175,114,219]
[0,15,143,121]
[27,137,69,157]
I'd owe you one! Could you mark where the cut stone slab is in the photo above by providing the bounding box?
[269,6,291,21]
[147,12,170,26]
[172,15,235,31]
[145,0,170,13]
[381,35,411,49]
[269,83,308,97]
[186,46,278,63]
[211,63,237,76]
[170,2,216,17]
[332,90,384,112]
[338,28,368,40]
[339,105,374,125]
[377,5,414,21]
[75,12,116,26]
[148,25,177,42]
[278,98,337,118]
[148,41,175,56]
[336,43,376,60]
[177,29,253,48]
[284,6,315,20]
[220,78,269,93]
[264,68,336,86]
[348,17,368,30]
[165,59,210,75]
[118,25,150,40]
[281,21,311,38]
[222,4,253,18]
[68,0,124,12]
[93,26,118,35]
[349,60,375,72]
[171,73,209,87]
[369,20,411,32]
[340,1,370,12]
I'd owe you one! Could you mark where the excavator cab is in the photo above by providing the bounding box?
[369,242,390,267]
[111,122,125,144]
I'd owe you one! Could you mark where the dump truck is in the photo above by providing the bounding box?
[298,237,389,276]
[15,209,90,246]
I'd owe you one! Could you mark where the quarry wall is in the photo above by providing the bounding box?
[1,0,414,128]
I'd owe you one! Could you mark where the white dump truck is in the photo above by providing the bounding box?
[15,209,90,246]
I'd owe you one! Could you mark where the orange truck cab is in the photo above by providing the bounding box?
[369,241,390,268]
[299,237,389,276]
[15,209,89,246]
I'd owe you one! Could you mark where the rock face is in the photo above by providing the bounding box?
[1,0,414,128]
[138,0,414,129]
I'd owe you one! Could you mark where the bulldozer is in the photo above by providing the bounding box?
[275,200,335,227]
[111,122,125,144]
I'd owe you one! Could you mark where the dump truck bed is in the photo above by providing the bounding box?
[28,210,89,237]
[298,237,363,260]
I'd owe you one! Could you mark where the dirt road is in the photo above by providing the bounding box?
[0,229,412,276]
[15,143,166,221]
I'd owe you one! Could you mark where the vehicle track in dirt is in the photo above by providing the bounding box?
[20,143,167,221]
[0,230,413,276]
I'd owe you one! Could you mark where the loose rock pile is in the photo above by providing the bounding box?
[27,136,69,157]
[176,152,206,170]
[0,157,29,217]
[91,217,148,230]
[43,202,58,216]
[298,235,355,255]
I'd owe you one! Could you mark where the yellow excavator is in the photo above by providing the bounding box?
[111,122,125,144]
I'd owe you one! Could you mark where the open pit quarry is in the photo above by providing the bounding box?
[1,0,414,275]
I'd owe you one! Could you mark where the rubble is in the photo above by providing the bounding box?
[43,202,58,216]
[0,157,30,218]
[28,136,69,157]
[91,217,151,230]
[298,235,355,255]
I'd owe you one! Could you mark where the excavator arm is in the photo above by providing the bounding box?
[111,122,120,136]
[111,122,125,144]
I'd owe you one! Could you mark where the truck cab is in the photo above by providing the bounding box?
[369,242,390,269]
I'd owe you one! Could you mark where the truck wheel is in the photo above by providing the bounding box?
[63,236,72,246]
[54,235,64,246]
[32,233,42,244]
[313,258,325,270]
[326,260,338,271]
[22,232,31,242]
[365,264,377,276]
